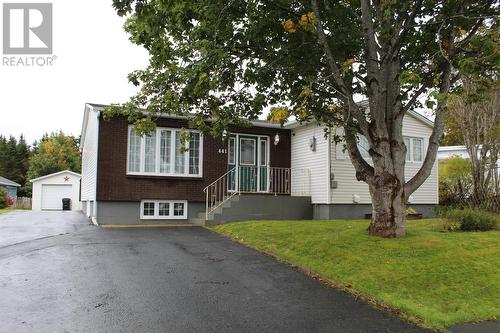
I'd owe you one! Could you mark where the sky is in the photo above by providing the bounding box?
[0,0,149,144]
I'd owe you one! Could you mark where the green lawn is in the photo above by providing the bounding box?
[211,219,499,330]
[0,207,14,214]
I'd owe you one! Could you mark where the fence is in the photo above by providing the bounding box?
[13,197,32,209]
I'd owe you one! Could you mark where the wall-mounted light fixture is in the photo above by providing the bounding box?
[274,133,280,146]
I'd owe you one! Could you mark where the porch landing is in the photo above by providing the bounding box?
[193,194,312,225]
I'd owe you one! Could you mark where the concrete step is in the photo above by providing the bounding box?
[205,194,312,225]
[202,195,241,221]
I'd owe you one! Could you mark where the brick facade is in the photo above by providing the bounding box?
[96,115,291,203]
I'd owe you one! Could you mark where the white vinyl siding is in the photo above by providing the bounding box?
[290,123,328,203]
[329,114,438,204]
[140,200,188,219]
[127,126,203,177]
[81,108,99,201]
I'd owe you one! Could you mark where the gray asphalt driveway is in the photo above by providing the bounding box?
[0,211,431,332]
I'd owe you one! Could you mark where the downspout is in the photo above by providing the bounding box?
[326,127,332,205]
[91,105,100,226]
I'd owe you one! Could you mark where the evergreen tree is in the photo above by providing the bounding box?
[0,136,7,176]
[16,135,31,197]
[3,136,19,182]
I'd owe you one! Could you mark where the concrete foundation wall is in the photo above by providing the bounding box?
[82,201,88,215]
[209,195,313,225]
[95,201,205,225]
[313,204,436,219]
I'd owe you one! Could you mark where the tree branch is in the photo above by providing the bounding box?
[388,0,423,59]
[310,0,369,136]
[344,127,375,182]
[360,0,380,75]
[405,33,458,197]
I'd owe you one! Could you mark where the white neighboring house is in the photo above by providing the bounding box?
[31,170,82,211]
[438,145,500,179]
[437,145,470,160]
[288,109,438,219]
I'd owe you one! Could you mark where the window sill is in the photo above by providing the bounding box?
[127,173,203,180]
[140,217,188,220]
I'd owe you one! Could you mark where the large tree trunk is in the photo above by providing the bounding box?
[368,174,406,237]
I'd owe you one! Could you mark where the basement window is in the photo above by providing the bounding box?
[140,200,188,220]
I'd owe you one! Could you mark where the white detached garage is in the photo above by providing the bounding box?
[31,170,81,211]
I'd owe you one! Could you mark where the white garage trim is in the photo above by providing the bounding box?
[31,170,81,182]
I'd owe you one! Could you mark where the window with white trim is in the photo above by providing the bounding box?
[404,136,423,162]
[140,200,188,219]
[127,126,203,177]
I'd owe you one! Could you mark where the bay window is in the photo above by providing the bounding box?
[127,126,203,177]
[128,128,141,172]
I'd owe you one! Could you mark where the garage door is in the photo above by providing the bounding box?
[41,184,73,210]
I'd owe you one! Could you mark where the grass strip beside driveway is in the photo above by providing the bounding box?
[0,208,14,214]
[211,219,499,330]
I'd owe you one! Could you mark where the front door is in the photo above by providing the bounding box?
[239,137,258,192]
[227,135,269,192]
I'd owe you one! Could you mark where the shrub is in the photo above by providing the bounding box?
[0,188,7,209]
[445,208,498,231]
[438,157,472,206]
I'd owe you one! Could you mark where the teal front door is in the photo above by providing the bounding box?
[239,137,258,192]
[227,135,269,193]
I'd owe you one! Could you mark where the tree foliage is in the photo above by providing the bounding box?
[446,77,499,206]
[0,135,31,196]
[109,0,499,237]
[0,187,7,209]
[26,132,81,193]
[439,157,472,205]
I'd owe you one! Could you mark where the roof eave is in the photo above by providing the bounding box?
[30,170,81,183]
[86,103,284,129]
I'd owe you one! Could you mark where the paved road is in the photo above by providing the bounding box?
[0,211,431,332]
